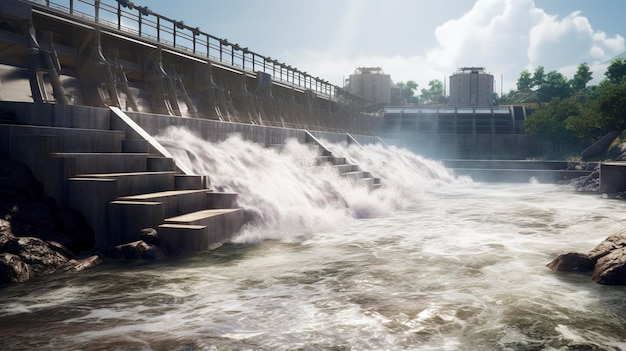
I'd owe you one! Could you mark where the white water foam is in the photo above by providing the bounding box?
[155,127,461,243]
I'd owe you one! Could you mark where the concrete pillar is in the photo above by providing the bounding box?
[600,162,626,194]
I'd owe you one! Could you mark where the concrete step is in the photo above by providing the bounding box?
[335,163,358,173]
[156,223,210,254]
[206,192,238,209]
[315,156,347,166]
[122,139,150,153]
[147,156,176,172]
[108,200,164,246]
[360,177,382,189]
[117,189,211,218]
[341,171,366,180]
[51,152,149,176]
[74,171,176,197]
[315,156,333,165]
[174,174,209,190]
[159,208,244,253]
[1,124,125,152]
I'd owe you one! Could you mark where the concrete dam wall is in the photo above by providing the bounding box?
[0,0,380,135]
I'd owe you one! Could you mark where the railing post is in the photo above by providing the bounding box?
[192,31,196,54]
[95,0,100,23]
[156,16,160,42]
[117,2,121,30]
[206,35,210,58]
[69,0,73,14]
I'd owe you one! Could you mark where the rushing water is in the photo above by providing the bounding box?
[2,127,626,351]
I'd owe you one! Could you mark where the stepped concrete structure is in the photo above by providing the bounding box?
[0,0,386,253]
[0,101,384,252]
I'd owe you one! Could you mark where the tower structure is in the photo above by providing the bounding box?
[448,67,494,106]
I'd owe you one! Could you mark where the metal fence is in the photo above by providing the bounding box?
[28,0,353,102]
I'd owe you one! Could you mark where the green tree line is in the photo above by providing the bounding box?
[395,79,449,106]
[508,58,626,152]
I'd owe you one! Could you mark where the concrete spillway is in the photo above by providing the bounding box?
[0,101,383,252]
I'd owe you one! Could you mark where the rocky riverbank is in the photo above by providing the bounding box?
[0,159,166,285]
[548,228,626,284]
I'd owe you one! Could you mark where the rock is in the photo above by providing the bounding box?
[46,240,76,260]
[592,247,626,285]
[139,228,160,246]
[0,235,70,275]
[104,240,165,260]
[0,253,33,284]
[547,252,594,272]
[64,254,103,273]
[588,228,626,262]
[0,160,98,284]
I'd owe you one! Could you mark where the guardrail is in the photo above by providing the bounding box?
[27,0,364,104]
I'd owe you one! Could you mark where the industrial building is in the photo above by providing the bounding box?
[344,67,392,105]
[448,67,494,106]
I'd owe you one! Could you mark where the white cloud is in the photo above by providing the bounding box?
[284,0,624,94]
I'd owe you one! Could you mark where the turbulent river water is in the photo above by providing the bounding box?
[2,127,626,350]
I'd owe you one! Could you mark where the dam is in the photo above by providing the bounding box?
[4,1,626,350]
[0,0,612,254]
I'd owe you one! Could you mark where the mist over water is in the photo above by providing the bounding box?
[2,126,626,350]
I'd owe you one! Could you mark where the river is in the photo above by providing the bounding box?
[1,127,626,350]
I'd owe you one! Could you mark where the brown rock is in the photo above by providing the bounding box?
[547,252,594,272]
[588,228,626,262]
[104,240,165,260]
[64,254,103,273]
[0,235,70,275]
[592,247,626,285]
[0,253,33,284]
[139,228,161,246]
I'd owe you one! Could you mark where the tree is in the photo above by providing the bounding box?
[420,79,447,104]
[396,80,419,105]
[605,58,626,84]
[523,97,580,151]
[570,62,593,91]
[532,66,546,89]
[537,70,572,102]
[595,80,626,133]
[517,69,533,91]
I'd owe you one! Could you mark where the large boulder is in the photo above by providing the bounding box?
[0,233,70,275]
[592,247,626,284]
[549,229,626,285]
[588,228,626,262]
[0,253,33,284]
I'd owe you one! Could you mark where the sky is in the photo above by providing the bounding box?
[145,0,626,94]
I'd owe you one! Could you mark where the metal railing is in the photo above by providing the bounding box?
[27,0,359,102]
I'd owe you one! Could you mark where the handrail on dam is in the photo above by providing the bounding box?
[25,0,358,103]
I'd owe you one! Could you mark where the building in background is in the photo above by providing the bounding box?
[448,67,494,106]
[344,67,392,106]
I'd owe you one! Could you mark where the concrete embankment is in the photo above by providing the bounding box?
[443,159,596,183]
